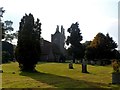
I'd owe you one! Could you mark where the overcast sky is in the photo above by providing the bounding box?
[1,0,119,47]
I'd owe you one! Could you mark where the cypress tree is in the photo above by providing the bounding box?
[15,13,41,72]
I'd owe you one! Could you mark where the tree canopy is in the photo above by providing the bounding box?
[66,22,84,62]
[85,32,118,61]
[1,8,17,42]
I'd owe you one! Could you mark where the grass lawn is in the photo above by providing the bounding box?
[2,62,120,89]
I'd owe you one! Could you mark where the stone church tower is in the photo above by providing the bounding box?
[51,25,66,55]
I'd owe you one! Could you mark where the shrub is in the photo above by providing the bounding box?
[112,59,120,73]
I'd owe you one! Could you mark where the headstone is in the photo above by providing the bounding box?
[82,59,88,73]
[112,73,120,84]
[91,60,95,65]
[12,72,15,74]
[69,62,73,69]
[0,70,3,73]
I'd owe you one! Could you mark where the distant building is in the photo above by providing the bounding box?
[40,25,66,62]
[51,25,66,55]
[40,39,60,62]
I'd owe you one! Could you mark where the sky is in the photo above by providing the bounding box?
[1,0,119,49]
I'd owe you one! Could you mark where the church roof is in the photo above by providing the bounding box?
[41,40,60,55]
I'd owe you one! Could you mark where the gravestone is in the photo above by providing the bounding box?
[91,60,95,65]
[82,59,88,73]
[112,73,120,84]
[0,70,3,73]
[69,62,73,69]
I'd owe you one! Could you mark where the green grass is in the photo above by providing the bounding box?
[2,62,120,89]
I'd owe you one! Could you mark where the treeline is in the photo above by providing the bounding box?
[66,22,120,65]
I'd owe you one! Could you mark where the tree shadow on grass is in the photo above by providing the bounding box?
[19,71,113,89]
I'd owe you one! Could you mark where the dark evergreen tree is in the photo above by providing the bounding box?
[15,13,41,71]
[66,22,84,63]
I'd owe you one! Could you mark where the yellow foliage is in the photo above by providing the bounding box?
[112,59,120,73]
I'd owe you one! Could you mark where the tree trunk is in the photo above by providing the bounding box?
[19,63,36,72]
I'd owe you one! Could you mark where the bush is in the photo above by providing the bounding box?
[112,59,120,73]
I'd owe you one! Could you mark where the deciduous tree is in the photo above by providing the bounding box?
[85,32,118,63]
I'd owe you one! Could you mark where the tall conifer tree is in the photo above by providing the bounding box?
[66,22,84,63]
[15,13,41,71]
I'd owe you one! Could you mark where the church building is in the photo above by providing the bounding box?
[40,25,66,62]
[51,25,66,56]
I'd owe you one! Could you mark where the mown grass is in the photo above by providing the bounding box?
[2,62,120,89]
